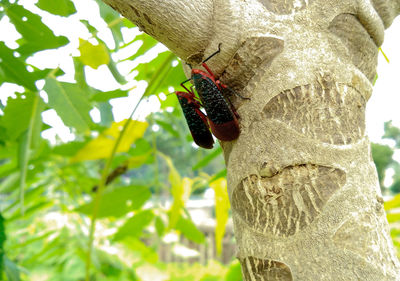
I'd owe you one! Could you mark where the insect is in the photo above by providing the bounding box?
[186,43,244,141]
[175,89,214,149]
[175,44,247,148]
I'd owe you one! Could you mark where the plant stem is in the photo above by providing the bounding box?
[84,51,175,280]
[18,92,40,215]
[84,94,143,281]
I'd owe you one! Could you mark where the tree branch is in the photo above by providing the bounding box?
[103,0,214,61]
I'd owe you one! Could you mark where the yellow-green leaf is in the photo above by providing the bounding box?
[78,38,110,69]
[159,153,192,229]
[175,216,205,244]
[387,212,400,224]
[379,47,390,63]
[210,178,230,255]
[384,193,400,211]
[72,119,148,161]
[169,177,192,229]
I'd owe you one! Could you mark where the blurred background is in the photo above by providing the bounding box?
[0,0,399,280]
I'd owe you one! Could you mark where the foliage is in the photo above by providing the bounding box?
[0,0,229,280]
[0,0,399,280]
[0,214,4,279]
[165,260,238,281]
[210,178,230,255]
[376,121,400,256]
[372,121,400,193]
[371,142,395,188]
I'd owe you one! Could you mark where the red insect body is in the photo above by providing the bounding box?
[190,59,240,141]
[208,118,240,141]
[175,90,214,149]
[175,44,245,148]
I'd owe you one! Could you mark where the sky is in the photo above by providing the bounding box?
[0,0,399,146]
[367,17,400,143]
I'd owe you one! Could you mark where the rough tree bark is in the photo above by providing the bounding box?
[102,0,400,280]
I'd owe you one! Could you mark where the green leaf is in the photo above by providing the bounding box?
[154,119,179,138]
[127,151,152,169]
[0,170,18,190]
[76,185,151,218]
[16,184,46,209]
[78,39,110,69]
[0,42,37,91]
[8,231,54,250]
[73,56,91,93]
[30,66,65,81]
[209,169,227,183]
[4,257,21,281]
[52,141,87,156]
[44,77,92,133]
[95,0,124,49]
[383,121,400,148]
[175,216,205,244]
[36,0,77,16]
[390,228,400,238]
[387,212,400,224]
[125,138,152,168]
[155,60,186,96]
[122,18,136,28]
[2,93,44,141]
[192,147,222,171]
[160,92,179,109]
[155,216,165,237]
[135,52,177,98]
[135,52,185,97]
[80,19,98,34]
[210,178,230,255]
[18,109,44,208]
[98,102,114,127]
[0,213,5,279]
[113,210,154,241]
[120,237,158,263]
[121,34,159,62]
[200,275,220,281]
[0,127,6,147]
[17,131,29,211]
[385,194,400,211]
[91,89,129,102]
[135,51,166,79]
[390,177,400,193]
[7,201,53,222]
[28,95,45,150]
[16,92,44,211]
[6,4,69,55]
[107,58,126,84]
[371,143,394,187]
[225,261,243,281]
[372,73,378,86]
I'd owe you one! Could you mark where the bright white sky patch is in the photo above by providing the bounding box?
[366,17,400,143]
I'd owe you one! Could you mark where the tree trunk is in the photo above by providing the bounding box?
[103,0,400,279]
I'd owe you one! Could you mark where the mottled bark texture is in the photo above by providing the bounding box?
[103,0,400,280]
